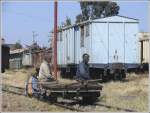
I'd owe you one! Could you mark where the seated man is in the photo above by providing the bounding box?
[27,67,40,98]
[75,53,91,80]
[39,54,55,82]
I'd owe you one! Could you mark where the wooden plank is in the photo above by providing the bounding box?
[41,82,102,91]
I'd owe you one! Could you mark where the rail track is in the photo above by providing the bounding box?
[2,84,86,112]
[93,103,137,112]
[2,84,137,112]
[53,102,85,112]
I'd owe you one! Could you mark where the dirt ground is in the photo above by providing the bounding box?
[1,68,149,112]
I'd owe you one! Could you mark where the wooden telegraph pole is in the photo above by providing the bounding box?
[53,0,58,80]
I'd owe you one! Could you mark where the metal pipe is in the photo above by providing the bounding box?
[107,22,109,65]
[141,41,143,63]
[54,1,58,80]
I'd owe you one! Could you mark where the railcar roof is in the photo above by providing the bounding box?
[57,15,139,31]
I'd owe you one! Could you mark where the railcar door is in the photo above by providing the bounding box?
[108,23,124,64]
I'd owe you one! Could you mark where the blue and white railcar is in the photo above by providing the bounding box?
[57,15,139,79]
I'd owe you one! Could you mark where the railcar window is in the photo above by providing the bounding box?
[86,24,90,37]
[57,32,59,41]
[60,32,62,41]
[66,31,67,38]
[57,32,60,41]
[80,26,84,47]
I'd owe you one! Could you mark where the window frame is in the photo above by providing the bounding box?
[85,24,90,37]
[80,25,84,47]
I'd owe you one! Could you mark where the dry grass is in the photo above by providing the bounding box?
[2,68,77,86]
[2,92,70,112]
[2,68,35,88]
[99,73,149,112]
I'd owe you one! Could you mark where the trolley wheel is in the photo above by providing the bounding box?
[48,95,57,103]
[121,70,126,80]
[81,92,100,104]
[82,96,98,104]
[1,67,5,73]
[102,70,108,82]
[113,72,122,81]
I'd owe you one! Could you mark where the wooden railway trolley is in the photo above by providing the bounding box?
[25,79,103,103]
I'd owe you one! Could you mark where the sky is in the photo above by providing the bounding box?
[2,1,149,47]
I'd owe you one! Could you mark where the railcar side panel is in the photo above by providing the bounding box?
[91,23,108,64]
[125,23,139,65]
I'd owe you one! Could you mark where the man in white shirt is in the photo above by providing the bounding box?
[39,54,55,81]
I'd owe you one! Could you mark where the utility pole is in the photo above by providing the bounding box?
[32,31,38,43]
[53,0,58,80]
[48,31,54,48]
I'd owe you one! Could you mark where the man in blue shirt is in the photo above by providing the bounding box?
[32,68,40,97]
[27,67,40,98]
[75,53,91,80]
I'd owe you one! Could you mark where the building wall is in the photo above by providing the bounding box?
[9,58,22,69]
[2,45,10,70]
[22,52,32,66]
[22,49,52,67]
[9,52,23,69]
[138,32,149,64]
[32,52,43,67]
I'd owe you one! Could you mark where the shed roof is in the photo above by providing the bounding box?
[10,49,25,54]
[138,32,150,41]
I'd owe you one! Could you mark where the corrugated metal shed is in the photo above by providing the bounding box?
[22,48,52,67]
[9,58,22,69]
[10,49,25,54]
[31,49,52,67]
[9,49,25,69]
[22,52,32,66]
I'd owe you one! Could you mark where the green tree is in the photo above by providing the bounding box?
[104,2,120,17]
[60,16,72,27]
[76,1,120,23]
[75,14,83,23]
[65,16,71,26]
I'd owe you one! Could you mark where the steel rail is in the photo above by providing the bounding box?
[2,84,137,112]
[2,85,86,112]
[94,103,137,112]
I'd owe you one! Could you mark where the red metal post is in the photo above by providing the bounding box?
[53,1,58,80]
